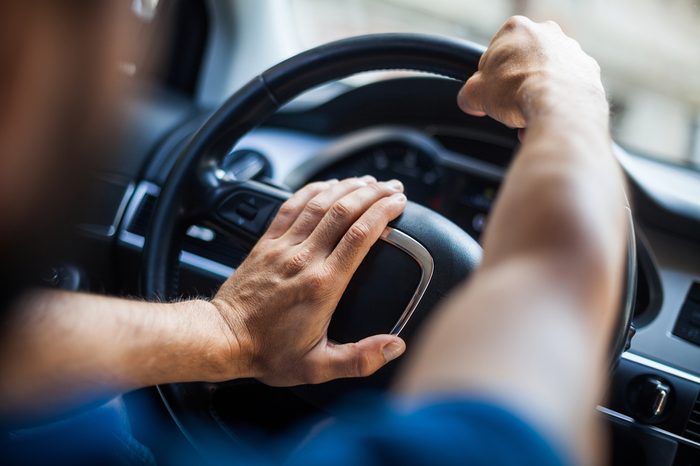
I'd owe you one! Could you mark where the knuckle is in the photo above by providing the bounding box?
[368,202,391,222]
[275,202,296,219]
[304,198,328,217]
[329,199,354,220]
[306,268,332,292]
[308,181,329,191]
[477,52,488,70]
[568,37,583,50]
[265,245,284,262]
[283,248,313,275]
[504,15,529,30]
[346,222,372,246]
[376,195,396,210]
[463,73,483,95]
[301,181,329,196]
[339,178,363,190]
[367,182,386,194]
[348,177,368,186]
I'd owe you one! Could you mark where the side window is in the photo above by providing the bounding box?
[119,0,209,97]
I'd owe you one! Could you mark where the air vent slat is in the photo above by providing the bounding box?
[687,418,700,427]
[182,234,247,268]
[126,191,247,269]
[128,194,157,236]
[684,392,700,441]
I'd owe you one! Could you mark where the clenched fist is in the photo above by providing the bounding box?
[458,16,607,129]
[209,176,408,386]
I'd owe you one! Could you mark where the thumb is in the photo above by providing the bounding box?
[458,73,527,128]
[457,73,487,117]
[314,335,406,382]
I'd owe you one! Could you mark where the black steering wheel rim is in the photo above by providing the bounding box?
[141,33,636,457]
[142,33,487,300]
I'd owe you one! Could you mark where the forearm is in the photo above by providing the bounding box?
[0,177,409,420]
[398,102,626,459]
[397,26,629,464]
[483,90,627,322]
[0,290,235,420]
[396,260,605,465]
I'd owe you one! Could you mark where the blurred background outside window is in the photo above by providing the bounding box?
[291,0,700,170]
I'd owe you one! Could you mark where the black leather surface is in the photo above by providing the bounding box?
[390,202,482,339]
[327,202,483,345]
[262,34,484,103]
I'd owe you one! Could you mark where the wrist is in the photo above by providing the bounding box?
[164,299,254,383]
[519,72,609,124]
[205,298,257,381]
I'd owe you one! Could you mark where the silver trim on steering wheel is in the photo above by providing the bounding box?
[380,227,435,335]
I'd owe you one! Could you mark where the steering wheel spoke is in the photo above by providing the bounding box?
[197,179,291,248]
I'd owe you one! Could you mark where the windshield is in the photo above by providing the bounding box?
[291,0,700,171]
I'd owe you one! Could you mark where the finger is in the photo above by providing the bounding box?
[458,73,527,128]
[518,128,527,142]
[305,179,404,255]
[309,335,406,382]
[284,176,375,243]
[500,15,534,33]
[264,180,338,239]
[542,19,563,32]
[327,192,407,274]
[457,73,487,117]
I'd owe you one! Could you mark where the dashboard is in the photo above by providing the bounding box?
[286,126,503,241]
[73,76,700,464]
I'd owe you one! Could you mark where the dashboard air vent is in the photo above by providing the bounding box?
[128,193,157,236]
[685,391,700,442]
[126,190,246,269]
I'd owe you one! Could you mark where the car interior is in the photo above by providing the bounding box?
[56,1,700,465]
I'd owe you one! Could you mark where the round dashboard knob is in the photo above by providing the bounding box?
[626,374,673,424]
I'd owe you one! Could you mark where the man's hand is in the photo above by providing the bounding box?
[0,177,407,419]
[458,15,607,129]
[210,176,408,386]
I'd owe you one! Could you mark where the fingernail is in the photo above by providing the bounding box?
[392,193,407,204]
[361,175,376,183]
[387,179,403,191]
[328,178,339,183]
[382,341,405,362]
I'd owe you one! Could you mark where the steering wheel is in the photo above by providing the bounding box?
[142,33,636,457]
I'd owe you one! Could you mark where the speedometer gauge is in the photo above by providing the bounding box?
[286,127,510,244]
[310,141,443,208]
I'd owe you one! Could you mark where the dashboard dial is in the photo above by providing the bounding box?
[311,141,443,208]
[296,133,505,242]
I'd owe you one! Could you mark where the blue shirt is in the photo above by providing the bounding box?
[5,396,568,466]
[286,397,567,466]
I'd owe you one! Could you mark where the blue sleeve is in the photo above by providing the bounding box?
[284,397,569,466]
